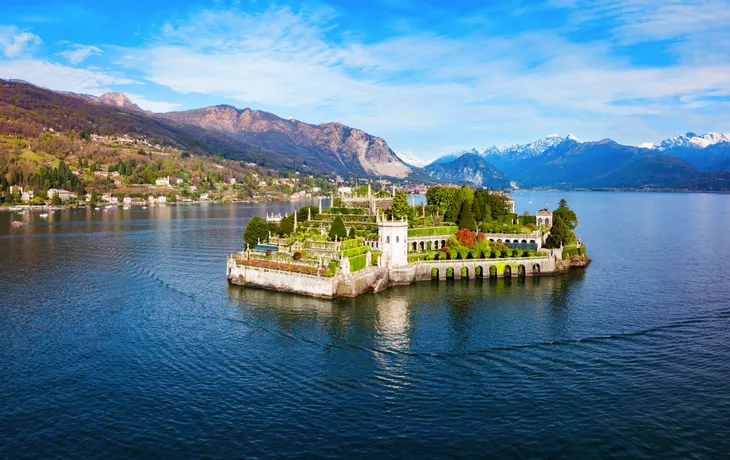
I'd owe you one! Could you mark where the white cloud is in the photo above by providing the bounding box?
[125,93,182,112]
[0,59,135,95]
[58,44,103,64]
[0,25,42,58]
[111,4,730,156]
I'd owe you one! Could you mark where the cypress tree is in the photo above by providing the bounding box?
[329,216,347,241]
[457,200,477,231]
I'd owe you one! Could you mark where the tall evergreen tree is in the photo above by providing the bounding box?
[243,216,270,248]
[390,190,411,220]
[457,200,477,231]
[545,215,575,248]
[329,216,347,241]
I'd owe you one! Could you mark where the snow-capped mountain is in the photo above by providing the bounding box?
[481,134,581,159]
[639,132,730,151]
[395,151,431,168]
[433,134,582,165]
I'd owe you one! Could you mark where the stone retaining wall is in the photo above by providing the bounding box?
[228,254,580,299]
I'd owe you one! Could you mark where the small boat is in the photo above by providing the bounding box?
[103,209,111,213]
[94,207,100,210]
[39,213,48,218]
[9,206,23,211]
[142,206,147,210]
[11,221,23,227]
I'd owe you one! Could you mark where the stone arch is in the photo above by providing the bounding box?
[521,239,527,244]
[504,239,511,243]
[529,240,535,244]
[419,241,425,251]
[503,265,512,277]
[446,267,454,279]
[545,218,551,226]
[532,263,540,274]
[431,267,439,278]
[497,239,503,244]
[489,238,494,243]
[475,266,484,278]
[441,240,446,248]
[489,265,497,277]
[460,266,468,278]
[518,264,526,277]
[411,241,418,252]
[426,241,432,251]
[538,218,543,226]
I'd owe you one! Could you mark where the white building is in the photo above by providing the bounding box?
[536,209,553,227]
[155,176,171,187]
[123,196,132,205]
[47,189,73,201]
[21,190,34,202]
[337,186,352,195]
[378,218,409,267]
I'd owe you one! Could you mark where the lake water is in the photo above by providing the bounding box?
[1,192,729,458]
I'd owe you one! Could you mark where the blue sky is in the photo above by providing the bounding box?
[1,0,729,161]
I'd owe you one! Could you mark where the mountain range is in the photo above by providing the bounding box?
[424,133,730,190]
[0,80,411,178]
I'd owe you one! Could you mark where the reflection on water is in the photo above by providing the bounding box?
[2,194,730,458]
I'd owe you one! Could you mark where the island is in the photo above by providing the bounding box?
[227,185,590,298]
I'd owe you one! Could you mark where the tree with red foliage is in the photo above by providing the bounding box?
[455,228,476,249]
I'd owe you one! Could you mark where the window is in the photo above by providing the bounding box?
[387,236,390,243]
[396,236,399,243]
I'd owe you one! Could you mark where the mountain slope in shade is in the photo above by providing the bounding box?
[423,153,511,188]
[578,154,730,190]
[96,92,146,113]
[517,139,647,188]
[160,105,411,178]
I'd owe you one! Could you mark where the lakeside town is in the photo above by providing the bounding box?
[228,185,589,298]
[0,131,433,210]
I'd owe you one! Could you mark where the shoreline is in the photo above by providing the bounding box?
[227,254,591,299]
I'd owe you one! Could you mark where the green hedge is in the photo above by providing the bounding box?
[349,253,368,273]
[518,215,537,225]
[562,246,586,258]
[341,237,364,250]
[341,245,370,258]
[407,226,459,237]
[328,207,366,215]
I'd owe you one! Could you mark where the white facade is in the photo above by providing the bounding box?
[378,219,409,267]
[155,176,170,187]
[536,210,553,227]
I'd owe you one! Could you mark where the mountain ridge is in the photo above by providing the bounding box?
[0,80,410,178]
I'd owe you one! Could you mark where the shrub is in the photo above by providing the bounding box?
[340,237,364,251]
[293,251,302,260]
[469,248,481,259]
[407,226,458,237]
[492,250,502,258]
[341,245,369,258]
[457,246,469,260]
[349,253,368,273]
[455,228,476,249]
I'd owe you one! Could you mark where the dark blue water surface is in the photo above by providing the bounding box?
[1,192,729,459]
